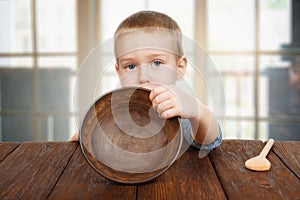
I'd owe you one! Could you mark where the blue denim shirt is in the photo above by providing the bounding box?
[181,119,222,151]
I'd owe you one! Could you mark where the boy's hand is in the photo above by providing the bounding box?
[148,83,199,120]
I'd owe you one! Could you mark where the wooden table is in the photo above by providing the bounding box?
[0,140,299,199]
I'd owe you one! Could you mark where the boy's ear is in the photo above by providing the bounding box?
[115,63,122,79]
[177,56,187,80]
[115,63,120,73]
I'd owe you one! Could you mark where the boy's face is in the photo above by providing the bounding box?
[115,30,186,90]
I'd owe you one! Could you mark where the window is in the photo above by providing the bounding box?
[1,0,298,141]
[0,0,77,141]
[207,0,300,140]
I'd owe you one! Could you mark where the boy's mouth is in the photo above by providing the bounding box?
[140,82,161,91]
[140,83,153,90]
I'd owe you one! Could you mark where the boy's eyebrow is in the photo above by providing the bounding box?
[118,57,134,63]
[119,52,169,62]
[147,53,168,59]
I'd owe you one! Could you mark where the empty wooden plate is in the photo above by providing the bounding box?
[79,87,182,184]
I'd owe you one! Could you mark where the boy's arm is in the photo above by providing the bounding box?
[149,84,220,145]
[189,99,220,145]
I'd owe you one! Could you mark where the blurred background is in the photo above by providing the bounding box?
[0,0,299,142]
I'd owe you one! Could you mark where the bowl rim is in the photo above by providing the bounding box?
[79,86,183,184]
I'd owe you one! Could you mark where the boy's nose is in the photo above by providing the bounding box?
[138,65,151,85]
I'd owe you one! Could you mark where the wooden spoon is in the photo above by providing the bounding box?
[245,138,275,171]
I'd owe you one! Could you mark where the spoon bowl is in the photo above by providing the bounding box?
[245,138,274,171]
[245,155,271,171]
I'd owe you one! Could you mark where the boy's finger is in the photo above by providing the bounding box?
[156,99,174,113]
[160,108,178,119]
[152,91,172,105]
[149,85,168,101]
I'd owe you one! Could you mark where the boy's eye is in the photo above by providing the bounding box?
[152,60,162,67]
[126,64,136,70]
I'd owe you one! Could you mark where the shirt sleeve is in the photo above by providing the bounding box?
[181,119,223,151]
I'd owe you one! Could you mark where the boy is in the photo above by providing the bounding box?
[72,10,222,152]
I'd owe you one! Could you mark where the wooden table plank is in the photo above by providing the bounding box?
[209,140,300,200]
[1,140,299,200]
[48,144,136,200]
[272,141,300,179]
[0,142,78,199]
[0,142,20,162]
[137,148,226,200]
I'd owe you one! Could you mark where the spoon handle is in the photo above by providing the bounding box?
[259,138,275,158]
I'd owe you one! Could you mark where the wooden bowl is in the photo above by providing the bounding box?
[79,87,182,184]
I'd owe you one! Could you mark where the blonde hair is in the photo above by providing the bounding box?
[114,10,184,57]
